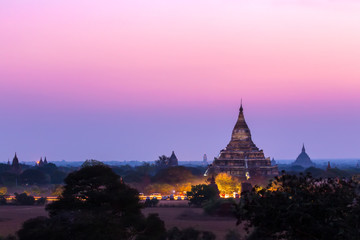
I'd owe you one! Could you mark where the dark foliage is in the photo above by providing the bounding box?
[203,198,236,217]
[20,169,49,185]
[17,163,166,240]
[225,230,242,240]
[152,166,194,184]
[0,163,11,174]
[0,195,6,205]
[167,227,216,240]
[14,193,35,205]
[0,235,16,240]
[37,163,67,184]
[144,198,159,208]
[187,184,218,207]
[135,214,167,240]
[0,172,17,186]
[35,197,47,205]
[235,173,360,240]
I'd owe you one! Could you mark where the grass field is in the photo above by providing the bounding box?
[0,202,244,239]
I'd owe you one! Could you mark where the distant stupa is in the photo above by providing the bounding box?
[203,154,208,166]
[168,151,178,166]
[292,144,314,168]
[11,152,21,174]
[206,103,278,179]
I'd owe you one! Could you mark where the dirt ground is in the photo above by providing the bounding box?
[0,202,244,239]
[144,206,242,239]
[0,205,48,237]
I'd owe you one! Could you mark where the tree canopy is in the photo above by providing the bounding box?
[187,184,219,207]
[17,164,166,240]
[235,173,360,240]
[215,173,240,196]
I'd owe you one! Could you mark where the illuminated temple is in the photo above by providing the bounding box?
[206,104,278,180]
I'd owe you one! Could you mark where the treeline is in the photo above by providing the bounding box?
[279,164,360,178]
[1,160,360,239]
[0,192,46,206]
[111,163,207,194]
[0,163,73,186]
[0,161,219,240]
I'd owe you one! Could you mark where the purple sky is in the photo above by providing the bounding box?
[1,1,360,162]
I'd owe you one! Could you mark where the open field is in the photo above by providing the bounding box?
[0,203,243,239]
[144,206,242,239]
[0,206,48,237]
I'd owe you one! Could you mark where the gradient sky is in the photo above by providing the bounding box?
[1,0,360,163]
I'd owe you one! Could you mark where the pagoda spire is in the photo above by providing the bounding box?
[302,144,306,152]
[11,152,21,173]
[12,152,19,166]
[231,102,252,142]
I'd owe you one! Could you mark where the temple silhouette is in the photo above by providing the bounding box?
[292,144,314,168]
[206,103,278,180]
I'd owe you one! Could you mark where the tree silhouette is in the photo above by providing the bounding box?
[17,163,166,240]
[235,173,360,240]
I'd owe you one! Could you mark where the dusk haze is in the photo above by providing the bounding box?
[1,0,360,163]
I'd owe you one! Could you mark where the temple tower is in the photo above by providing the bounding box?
[292,144,314,168]
[206,104,278,179]
[11,152,21,173]
[168,151,178,166]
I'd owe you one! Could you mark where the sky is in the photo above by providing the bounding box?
[1,0,360,163]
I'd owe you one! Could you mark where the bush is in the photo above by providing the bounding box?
[187,184,218,207]
[36,197,47,205]
[203,198,236,217]
[144,198,159,207]
[14,193,35,205]
[0,195,6,205]
[225,230,242,240]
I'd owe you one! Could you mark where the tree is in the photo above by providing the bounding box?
[17,164,166,240]
[20,169,49,185]
[203,198,236,217]
[14,193,35,205]
[167,227,215,240]
[0,187,7,195]
[152,166,194,184]
[215,173,240,196]
[0,172,17,186]
[0,195,6,205]
[235,173,360,240]
[187,184,218,207]
[155,155,169,168]
[51,185,64,196]
[146,183,174,195]
[225,230,242,240]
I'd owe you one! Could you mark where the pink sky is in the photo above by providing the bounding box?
[1,1,360,162]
